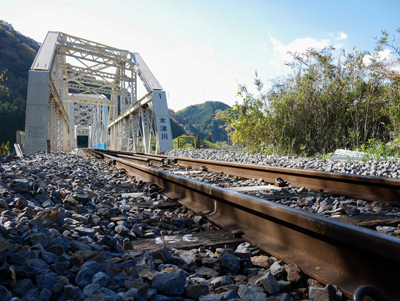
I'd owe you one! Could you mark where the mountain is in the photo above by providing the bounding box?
[169,101,230,142]
[0,20,40,145]
[0,20,40,101]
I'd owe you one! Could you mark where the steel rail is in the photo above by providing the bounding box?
[90,149,400,206]
[91,149,164,166]
[83,149,400,300]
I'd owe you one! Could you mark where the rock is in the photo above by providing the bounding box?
[83,283,101,296]
[64,195,80,206]
[75,227,96,237]
[376,226,397,233]
[266,293,294,301]
[13,179,31,189]
[115,224,129,236]
[269,262,286,278]
[199,289,239,301]
[76,268,95,288]
[0,237,10,253]
[117,287,139,300]
[195,267,219,279]
[256,272,280,295]
[0,199,8,208]
[36,273,58,291]
[71,251,85,267]
[71,240,92,252]
[42,199,55,208]
[171,217,185,227]
[81,261,103,274]
[220,250,240,273]
[39,288,52,301]
[28,210,59,227]
[0,262,12,280]
[108,273,128,291]
[201,257,219,269]
[30,232,50,247]
[122,238,133,250]
[237,285,267,301]
[169,256,186,266]
[83,294,105,301]
[25,260,51,278]
[191,277,212,287]
[185,284,210,300]
[25,287,41,299]
[284,264,302,284]
[13,197,28,209]
[345,207,359,216]
[11,278,34,297]
[95,287,116,301]
[61,284,85,301]
[150,269,186,296]
[92,272,110,287]
[307,279,324,288]
[72,214,89,224]
[74,194,91,204]
[0,285,12,301]
[211,276,234,288]
[149,295,183,301]
[278,280,291,292]
[35,194,51,205]
[132,225,144,238]
[124,278,149,296]
[309,284,337,301]
[46,243,65,255]
[212,285,237,296]
[9,252,25,266]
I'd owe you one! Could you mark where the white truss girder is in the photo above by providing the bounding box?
[25,31,173,154]
[61,64,131,82]
[68,94,113,107]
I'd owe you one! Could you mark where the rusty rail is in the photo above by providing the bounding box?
[91,149,400,206]
[83,149,400,300]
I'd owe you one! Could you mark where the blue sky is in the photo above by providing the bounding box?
[1,0,399,111]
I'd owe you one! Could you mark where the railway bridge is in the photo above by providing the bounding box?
[24,32,173,155]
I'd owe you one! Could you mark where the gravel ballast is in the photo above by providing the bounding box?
[0,151,347,301]
[165,149,400,179]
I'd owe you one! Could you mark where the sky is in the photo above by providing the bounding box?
[1,0,400,111]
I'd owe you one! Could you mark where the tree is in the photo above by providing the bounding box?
[219,34,400,156]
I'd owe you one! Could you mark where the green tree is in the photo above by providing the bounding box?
[219,33,400,156]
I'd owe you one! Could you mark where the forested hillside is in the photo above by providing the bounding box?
[169,101,230,142]
[0,20,40,145]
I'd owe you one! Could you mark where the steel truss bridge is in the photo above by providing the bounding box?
[24,32,173,154]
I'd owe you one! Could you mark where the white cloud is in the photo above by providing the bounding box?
[150,42,247,111]
[269,34,330,68]
[329,31,348,41]
[267,32,348,72]
[363,49,393,66]
[336,31,347,41]
[204,42,214,55]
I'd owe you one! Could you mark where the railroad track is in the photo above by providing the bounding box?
[81,148,400,300]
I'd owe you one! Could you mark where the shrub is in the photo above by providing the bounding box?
[219,32,400,156]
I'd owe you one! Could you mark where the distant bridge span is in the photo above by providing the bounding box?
[24,32,173,154]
